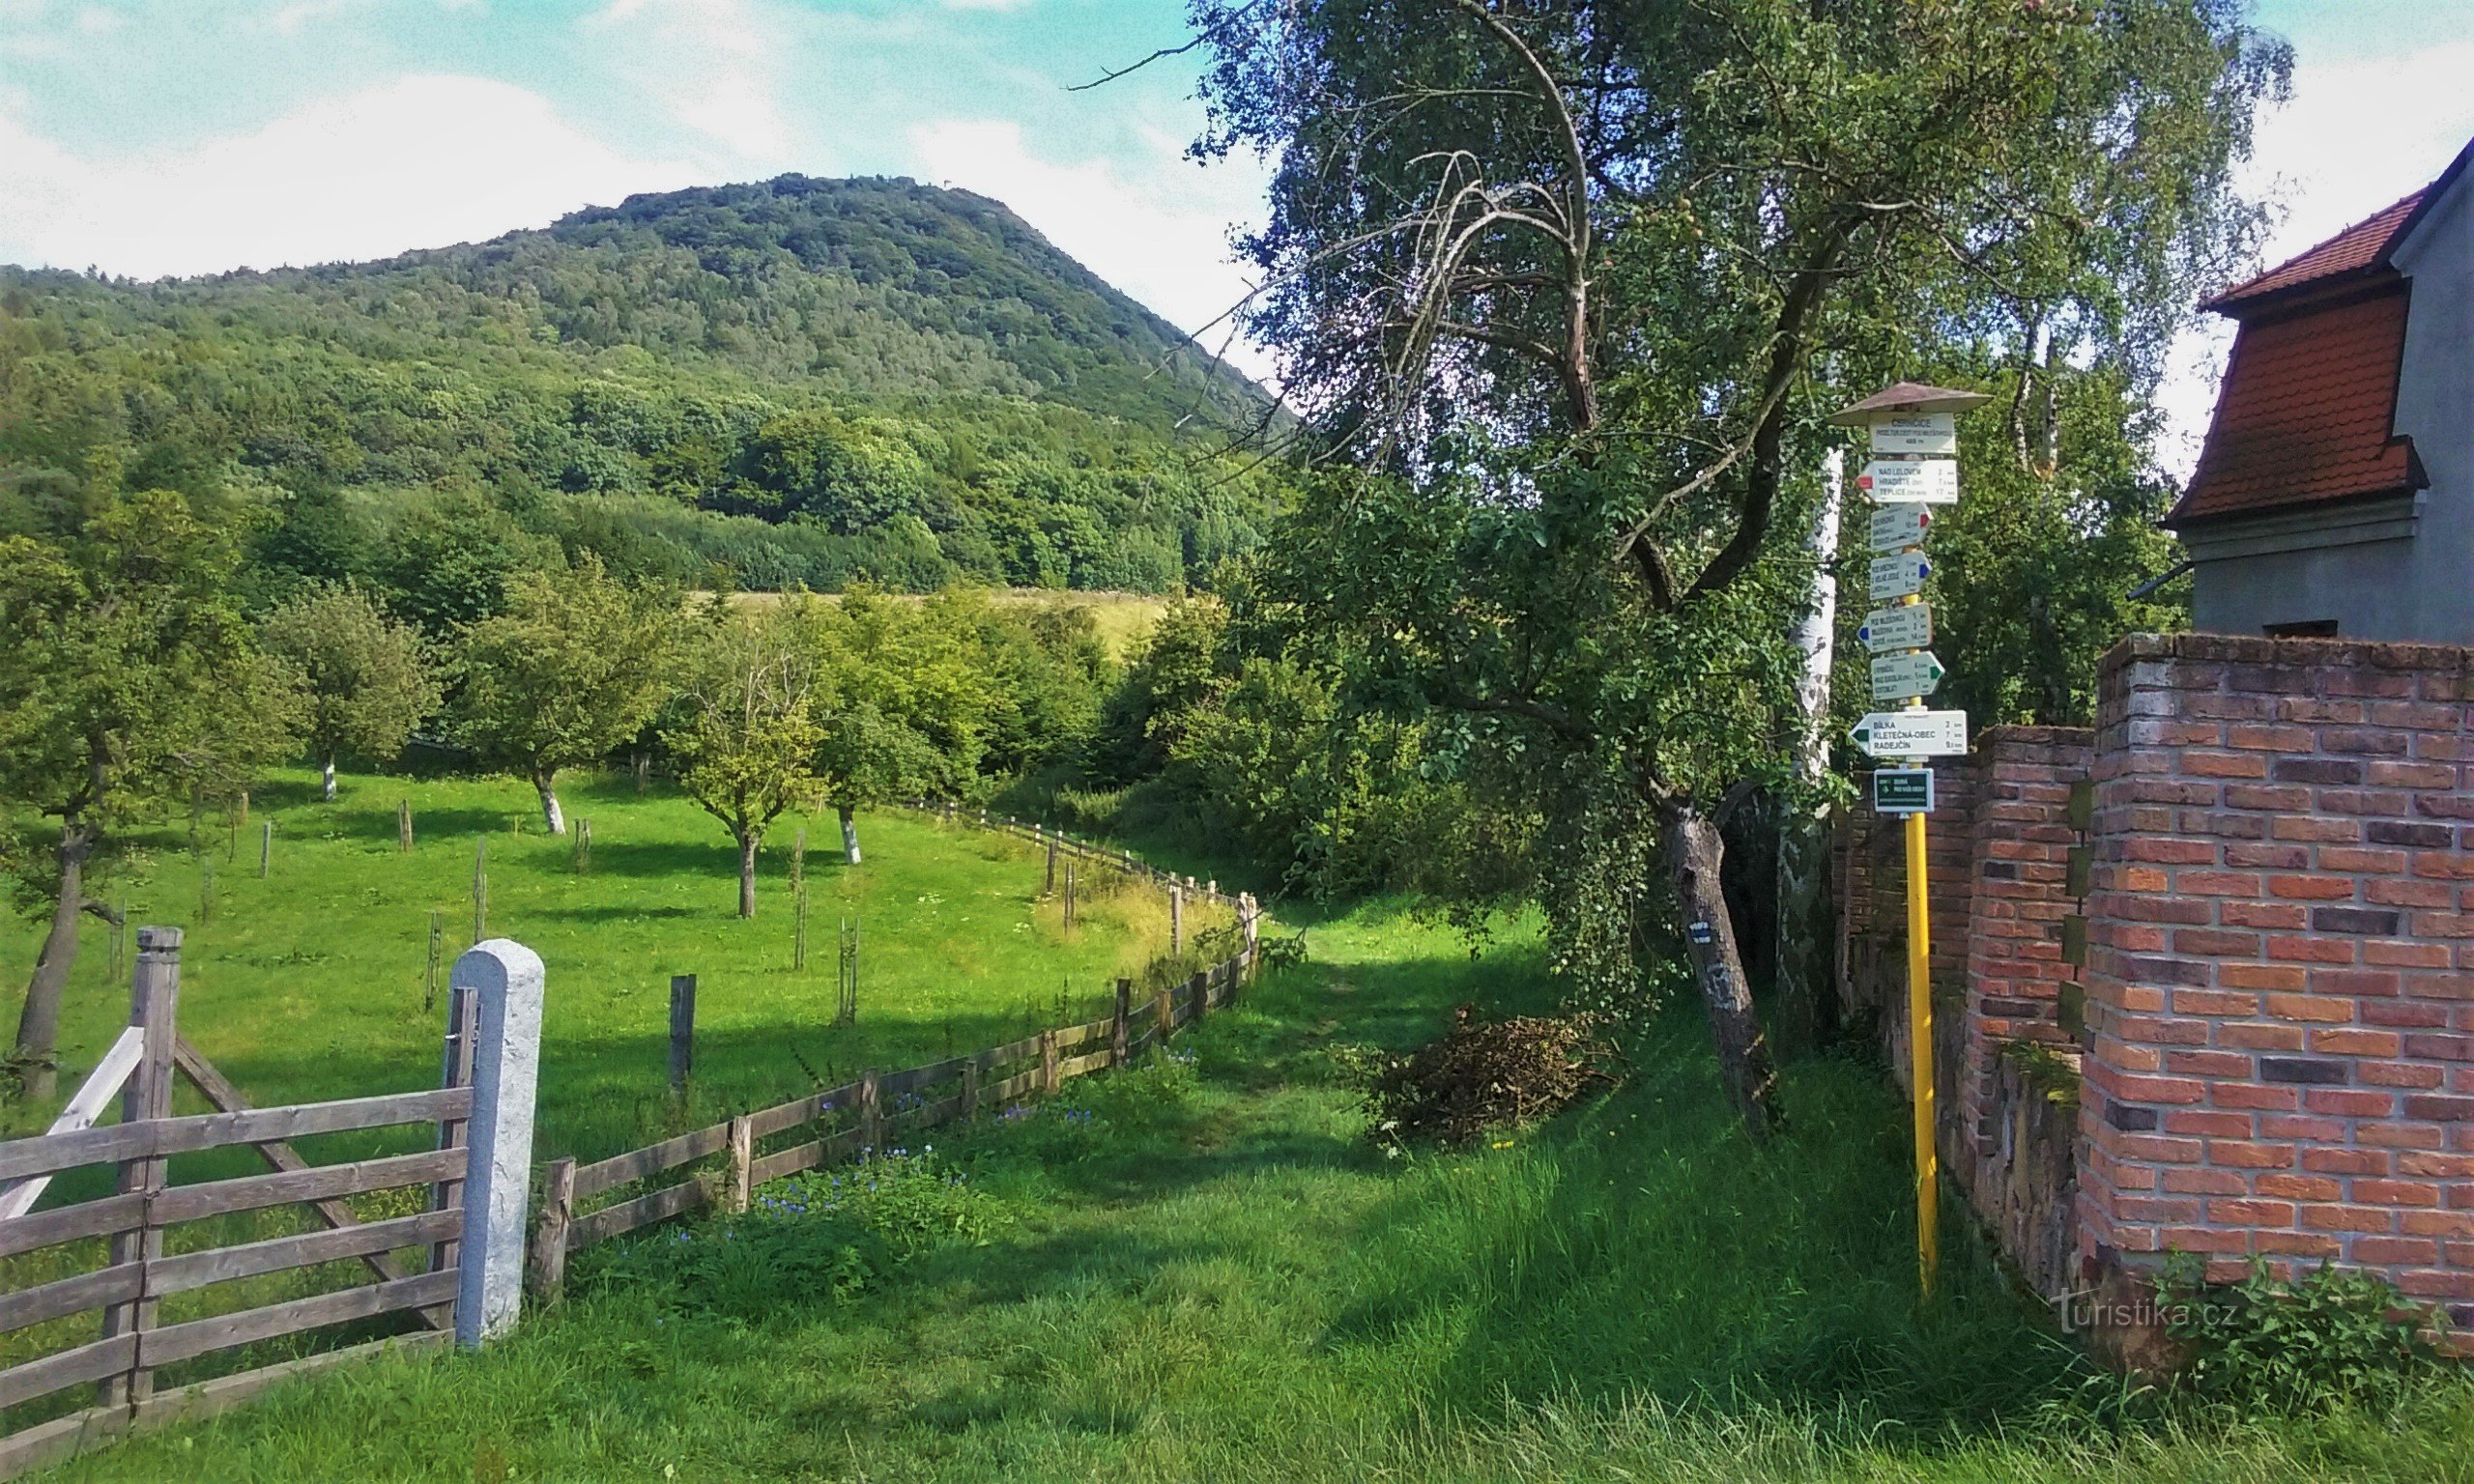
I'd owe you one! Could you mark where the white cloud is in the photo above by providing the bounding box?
[0,74,698,278]
[579,0,793,166]
[908,118,1276,382]
[2155,43,2474,478]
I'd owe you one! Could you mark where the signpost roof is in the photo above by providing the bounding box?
[1828,382,1993,425]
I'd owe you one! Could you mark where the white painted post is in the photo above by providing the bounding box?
[451,939,544,1348]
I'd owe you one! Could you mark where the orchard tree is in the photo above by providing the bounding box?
[1189,0,2286,1134]
[454,556,676,833]
[662,603,826,918]
[809,590,988,864]
[262,585,441,801]
[0,490,300,1099]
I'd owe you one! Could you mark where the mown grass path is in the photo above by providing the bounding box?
[38,901,2474,1481]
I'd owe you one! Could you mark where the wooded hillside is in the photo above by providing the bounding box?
[0,176,1280,595]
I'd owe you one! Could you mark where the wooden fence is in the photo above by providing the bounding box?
[0,934,544,1480]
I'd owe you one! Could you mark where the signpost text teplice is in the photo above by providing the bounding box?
[1829,381,1988,1301]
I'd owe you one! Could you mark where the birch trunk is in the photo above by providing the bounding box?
[1774,446,1843,1051]
[839,805,861,866]
[322,755,338,803]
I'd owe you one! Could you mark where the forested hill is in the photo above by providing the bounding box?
[0,175,1283,606]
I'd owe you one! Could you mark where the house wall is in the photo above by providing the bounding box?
[2189,179,2474,643]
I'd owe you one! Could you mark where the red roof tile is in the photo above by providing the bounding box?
[2203,192,2424,312]
[2168,285,2421,525]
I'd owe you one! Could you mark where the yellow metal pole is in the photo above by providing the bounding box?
[1906,806,1938,1298]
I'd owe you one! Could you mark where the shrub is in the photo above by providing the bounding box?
[2158,1255,2451,1413]
[1366,1006,1615,1147]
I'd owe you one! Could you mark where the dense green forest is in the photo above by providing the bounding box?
[0,175,1282,600]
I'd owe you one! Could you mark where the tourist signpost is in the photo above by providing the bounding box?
[1830,381,1988,1300]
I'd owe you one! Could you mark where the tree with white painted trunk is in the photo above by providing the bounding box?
[452,556,676,835]
[662,602,826,919]
[0,490,300,1099]
[261,585,440,803]
[807,589,988,867]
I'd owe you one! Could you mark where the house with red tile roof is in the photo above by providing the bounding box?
[2168,139,2474,641]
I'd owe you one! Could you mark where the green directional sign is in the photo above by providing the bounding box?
[1870,649,1945,702]
[1873,766,1935,814]
[1849,709,1969,758]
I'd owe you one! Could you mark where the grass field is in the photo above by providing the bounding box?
[0,768,1223,1166]
[34,899,2474,1482]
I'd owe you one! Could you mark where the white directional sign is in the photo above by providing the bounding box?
[1859,458,1960,504]
[1850,709,1970,759]
[1869,552,1931,601]
[1868,414,1958,456]
[1870,650,1947,702]
[1868,503,1932,552]
[1859,604,1933,654]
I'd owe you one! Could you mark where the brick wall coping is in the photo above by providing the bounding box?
[2101,631,2474,676]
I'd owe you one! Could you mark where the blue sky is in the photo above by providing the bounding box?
[3,1,2472,448]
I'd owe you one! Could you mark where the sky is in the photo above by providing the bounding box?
[2,1,2472,461]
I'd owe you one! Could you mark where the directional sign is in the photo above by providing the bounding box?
[1870,650,1946,702]
[1868,414,1958,456]
[1872,767,1936,814]
[1869,552,1930,601]
[1868,503,1932,552]
[1859,458,1960,504]
[1858,603,1933,654]
[1850,709,1969,759]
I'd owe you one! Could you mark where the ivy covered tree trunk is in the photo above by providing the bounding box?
[14,821,95,1101]
[1662,802,1778,1140]
[838,804,862,866]
[533,770,565,836]
[737,833,760,920]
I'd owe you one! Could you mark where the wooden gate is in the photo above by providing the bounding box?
[0,928,528,1478]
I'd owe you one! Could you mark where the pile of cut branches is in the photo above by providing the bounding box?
[1366,1005,1614,1146]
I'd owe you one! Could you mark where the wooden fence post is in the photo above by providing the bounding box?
[1045,837,1057,897]
[259,819,272,879]
[428,972,480,1294]
[962,1058,981,1124]
[1155,989,1173,1039]
[399,799,414,853]
[471,838,487,945]
[1040,1029,1059,1097]
[1112,978,1132,1066]
[451,939,545,1348]
[668,975,697,1103]
[1191,970,1209,1023]
[1240,893,1260,980]
[1063,865,1077,931]
[859,1070,882,1153]
[1170,885,1184,956]
[529,1157,576,1307]
[727,1114,754,1213]
[100,926,179,1408]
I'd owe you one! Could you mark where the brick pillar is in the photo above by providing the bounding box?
[2080,633,2474,1324]
[1963,727,2094,1183]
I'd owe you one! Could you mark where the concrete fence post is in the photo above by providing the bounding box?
[451,939,544,1348]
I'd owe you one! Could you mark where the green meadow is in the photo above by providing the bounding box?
[0,767,1221,1166]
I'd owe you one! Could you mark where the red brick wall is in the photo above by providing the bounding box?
[1964,728,2094,1168]
[2079,634,2474,1316]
